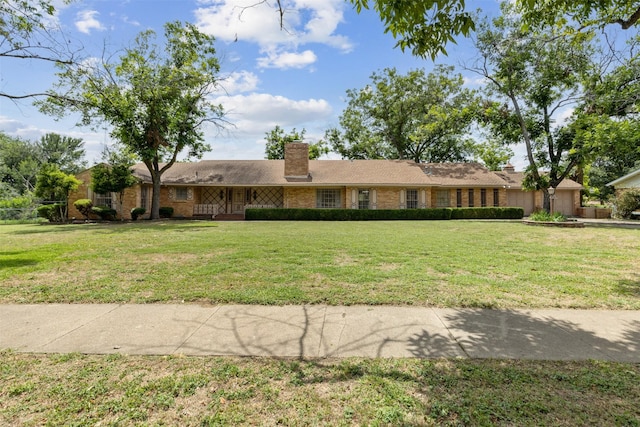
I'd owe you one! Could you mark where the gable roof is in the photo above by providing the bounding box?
[606,167,640,188]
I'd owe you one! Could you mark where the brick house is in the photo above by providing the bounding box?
[68,143,582,220]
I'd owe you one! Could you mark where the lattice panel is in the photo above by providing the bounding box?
[201,187,227,213]
[251,187,283,207]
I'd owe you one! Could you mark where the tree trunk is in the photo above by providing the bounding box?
[150,172,161,219]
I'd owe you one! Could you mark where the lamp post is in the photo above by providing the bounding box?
[548,187,555,215]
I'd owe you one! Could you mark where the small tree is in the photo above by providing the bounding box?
[34,164,81,221]
[90,149,137,220]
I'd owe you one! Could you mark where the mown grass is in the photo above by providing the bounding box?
[1,351,638,426]
[1,220,639,308]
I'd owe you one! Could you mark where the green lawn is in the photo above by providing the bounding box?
[1,352,639,426]
[1,220,638,308]
[2,220,639,425]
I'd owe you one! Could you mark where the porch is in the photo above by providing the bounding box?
[192,186,283,218]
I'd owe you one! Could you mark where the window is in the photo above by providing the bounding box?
[140,186,149,210]
[436,190,450,207]
[358,189,370,209]
[316,189,341,208]
[406,189,418,209]
[175,187,189,201]
[456,189,462,208]
[94,192,112,208]
[481,189,487,207]
[468,189,474,207]
[493,188,500,207]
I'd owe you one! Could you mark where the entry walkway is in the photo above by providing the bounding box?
[2,304,639,361]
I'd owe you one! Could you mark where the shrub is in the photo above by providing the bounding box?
[246,208,452,221]
[0,195,37,220]
[450,207,524,219]
[159,206,174,218]
[529,210,567,222]
[92,205,117,221]
[131,207,146,221]
[36,204,65,222]
[245,207,524,221]
[73,199,93,220]
[613,189,640,219]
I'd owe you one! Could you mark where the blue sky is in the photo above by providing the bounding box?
[1,0,513,166]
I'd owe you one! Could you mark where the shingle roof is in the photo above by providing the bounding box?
[133,160,431,187]
[421,162,508,187]
[494,171,583,190]
[130,159,582,189]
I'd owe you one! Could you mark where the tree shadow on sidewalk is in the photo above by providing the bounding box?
[407,309,640,362]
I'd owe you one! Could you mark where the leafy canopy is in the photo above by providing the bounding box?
[327,66,478,163]
[264,126,327,160]
[39,21,226,219]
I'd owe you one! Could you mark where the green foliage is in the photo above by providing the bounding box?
[38,21,225,220]
[246,208,452,221]
[450,207,524,219]
[0,0,75,100]
[34,164,80,221]
[0,195,38,220]
[37,133,86,174]
[73,199,93,220]
[264,126,328,160]
[0,132,85,196]
[159,207,174,218]
[474,139,514,171]
[349,0,475,59]
[91,206,117,221]
[474,5,595,203]
[131,207,146,221]
[529,210,567,222]
[36,203,65,222]
[613,189,640,219]
[345,0,637,61]
[328,66,478,162]
[245,207,522,221]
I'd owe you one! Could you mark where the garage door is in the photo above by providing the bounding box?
[507,190,535,215]
[553,190,575,216]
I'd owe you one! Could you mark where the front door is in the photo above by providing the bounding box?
[232,188,245,214]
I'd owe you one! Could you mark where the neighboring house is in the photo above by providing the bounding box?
[68,143,583,220]
[495,164,583,216]
[606,167,640,192]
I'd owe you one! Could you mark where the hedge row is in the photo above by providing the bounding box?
[245,207,524,221]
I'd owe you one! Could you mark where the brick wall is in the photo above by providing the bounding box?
[284,187,316,208]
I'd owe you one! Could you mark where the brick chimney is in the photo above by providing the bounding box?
[284,142,310,178]
[502,163,515,173]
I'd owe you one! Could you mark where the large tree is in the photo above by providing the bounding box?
[37,133,86,174]
[264,126,327,160]
[0,131,84,195]
[1,0,79,100]
[326,66,478,163]
[39,21,226,219]
[471,8,597,210]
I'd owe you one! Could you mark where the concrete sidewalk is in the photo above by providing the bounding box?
[1,304,639,362]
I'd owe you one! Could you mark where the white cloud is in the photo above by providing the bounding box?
[215,92,332,133]
[75,10,105,34]
[194,0,352,69]
[215,71,260,95]
[257,49,317,69]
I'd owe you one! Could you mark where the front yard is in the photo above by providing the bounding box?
[2,221,639,425]
[1,220,638,308]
